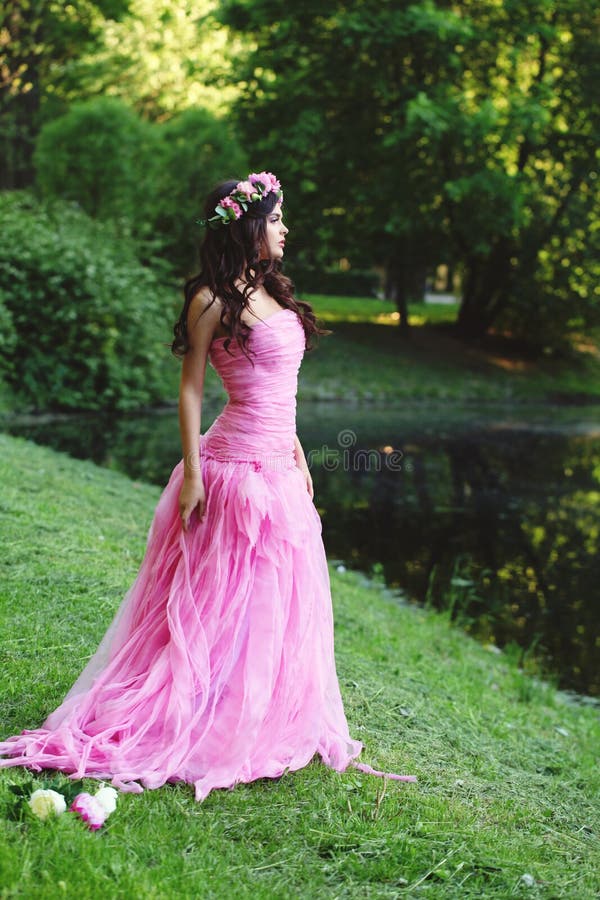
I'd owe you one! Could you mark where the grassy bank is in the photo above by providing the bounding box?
[296,295,600,405]
[0,433,599,898]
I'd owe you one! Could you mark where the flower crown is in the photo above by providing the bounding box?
[198,171,284,230]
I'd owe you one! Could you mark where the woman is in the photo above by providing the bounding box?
[0,172,415,801]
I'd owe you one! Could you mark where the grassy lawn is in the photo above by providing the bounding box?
[296,294,600,405]
[0,433,598,898]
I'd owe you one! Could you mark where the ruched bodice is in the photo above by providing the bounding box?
[201,308,305,466]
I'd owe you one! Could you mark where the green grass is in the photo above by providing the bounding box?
[295,294,600,405]
[0,433,599,898]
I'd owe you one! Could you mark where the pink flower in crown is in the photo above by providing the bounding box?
[70,792,108,831]
[235,180,259,201]
[249,171,281,195]
[219,197,242,218]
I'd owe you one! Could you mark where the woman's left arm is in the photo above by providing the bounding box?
[294,434,314,499]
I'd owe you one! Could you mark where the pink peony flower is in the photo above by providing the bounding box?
[70,792,108,831]
[219,197,242,218]
[249,171,281,195]
[235,180,258,200]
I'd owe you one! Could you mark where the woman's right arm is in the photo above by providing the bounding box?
[178,289,222,532]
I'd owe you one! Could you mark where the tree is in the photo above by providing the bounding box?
[33,99,248,274]
[220,0,600,345]
[0,0,130,188]
[151,107,248,272]
[402,0,600,341]
[34,97,157,223]
[57,0,245,121]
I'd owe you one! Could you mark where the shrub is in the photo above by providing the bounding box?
[0,298,16,378]
[151,107,248,272]
[0,191,173,412]
[34,100,248,274]
[34,97,158,225]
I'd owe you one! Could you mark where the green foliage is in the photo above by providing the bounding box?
[34,97,158,224]
[151,106,248,272]
[33,99,248,273]
[0,299,16,376]
[0,0,131,188]
[288,264,380,298]
[0,191,172,412]
[222,0,600,346]
[61,0,245,121]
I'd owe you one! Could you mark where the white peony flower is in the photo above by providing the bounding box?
[94,785,118,815]
[28,789,67,820]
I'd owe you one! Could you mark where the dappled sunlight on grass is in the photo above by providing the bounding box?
[573,336,600,358]
[486,356,534,373]
[294,293,600,404]
[307,294,459,328]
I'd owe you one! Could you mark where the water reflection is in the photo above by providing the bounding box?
[3,402,599,696]
[306,412,600,698]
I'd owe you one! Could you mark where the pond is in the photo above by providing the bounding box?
[4,401,599,698]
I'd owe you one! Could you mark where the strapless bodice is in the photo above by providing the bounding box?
[200,308,305,468]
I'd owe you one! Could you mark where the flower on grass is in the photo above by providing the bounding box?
[95,785,118,815]
[70,792,108,831]
[28,789,67,820]
[9,777,118,831]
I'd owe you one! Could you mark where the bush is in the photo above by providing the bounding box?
[34,97,158,225]
[0,191,173,412]
[0,298,16,378]
[34,100,248,274]
[151,107,248,273]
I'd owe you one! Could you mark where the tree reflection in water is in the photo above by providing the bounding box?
[312,425,600,697]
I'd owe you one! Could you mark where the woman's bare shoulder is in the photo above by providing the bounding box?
[189,285,220,314]
[187,287,224,334]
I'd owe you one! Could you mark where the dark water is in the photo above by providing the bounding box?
[3,402,599,697]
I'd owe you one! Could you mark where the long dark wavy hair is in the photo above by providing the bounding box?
[172,179,330,363]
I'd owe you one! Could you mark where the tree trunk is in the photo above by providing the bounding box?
[455,240,514,339]
[384,254,428,336]
[0,3,42,189]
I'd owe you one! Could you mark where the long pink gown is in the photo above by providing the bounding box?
[0,308,416,801]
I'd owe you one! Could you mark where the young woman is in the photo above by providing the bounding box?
[0,173,415,801]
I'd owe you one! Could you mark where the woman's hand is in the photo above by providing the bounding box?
[298,463,314,500]
[179,474,206,532]
[293,434,313,499]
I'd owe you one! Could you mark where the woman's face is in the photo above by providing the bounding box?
[262,202,288,260]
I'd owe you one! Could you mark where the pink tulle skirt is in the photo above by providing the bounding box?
[0,445,416,801]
